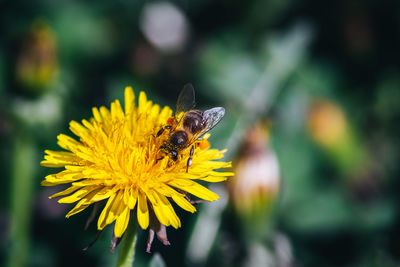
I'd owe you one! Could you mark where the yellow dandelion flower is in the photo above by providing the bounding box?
[41,86,232,247]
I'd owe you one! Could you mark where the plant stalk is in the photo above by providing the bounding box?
[117,215,138,267]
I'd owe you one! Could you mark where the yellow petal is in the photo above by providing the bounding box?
[168,180,219,201]
[66,204,90,218]
[158,106,172,125]
[41,180,57,186]
[65,188,102,218]
[69,120,88,137]
[111,100,124,121]
[199,176,228,182]
[156,184,180,198]
[58,186,99,203]
[165,201,181,228]
[90,186,118,202]
[98,192,117,230]
[43,150,76,160]
[81,119,95,132]
[99,106,111,121]
[127,188,138,210]
[99,106,112,131]
[71,179,102,186]
[92,107,102,122]
[114,206,130,237]
[138,91,148,114]
[206,171,234,177]
[49,185,81,199]
[105,190,125,225]
[124,86,135,115]
[146,191,169,226]
[44,173,83,184]
[40,161,68,168]
[155,192,181,228]
[57,134,82,152]
[171,194,196,213]
[137,191,149,229]
[41,150,80,167]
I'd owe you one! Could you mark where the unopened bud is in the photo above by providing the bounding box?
[307,100,347,148]
[16,20,58,94]
[229,122,280,238]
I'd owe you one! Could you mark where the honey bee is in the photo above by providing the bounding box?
[156,84,225,171]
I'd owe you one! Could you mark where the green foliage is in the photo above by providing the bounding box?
[1,0,400,266]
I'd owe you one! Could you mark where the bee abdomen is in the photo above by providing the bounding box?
[183,110,205,134]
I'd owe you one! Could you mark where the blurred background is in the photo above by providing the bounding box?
[1,0,400,266]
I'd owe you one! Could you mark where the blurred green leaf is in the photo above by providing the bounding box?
[8,134,37,267]
[149,253,166,267]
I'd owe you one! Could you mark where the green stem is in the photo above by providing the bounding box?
[117,215,138,267]
[8,133,36,267]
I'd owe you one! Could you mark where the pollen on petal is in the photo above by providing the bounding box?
[198,139,210,150]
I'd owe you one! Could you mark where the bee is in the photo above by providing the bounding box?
[156,84,225,171]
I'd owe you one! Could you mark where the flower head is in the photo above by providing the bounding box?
[41,86,232,242]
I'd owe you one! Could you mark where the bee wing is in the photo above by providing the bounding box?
[199,107,225,136]
[176,83,196,114]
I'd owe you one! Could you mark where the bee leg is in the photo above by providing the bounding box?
[156,128,164,137]
[156,156,164,163]
[156,125,172,137]
[186,145,194,172]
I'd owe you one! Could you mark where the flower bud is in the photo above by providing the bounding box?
[307,100,347,148]
[16,21,58,94]
[229,122,280,237]
[307,99,366,177]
